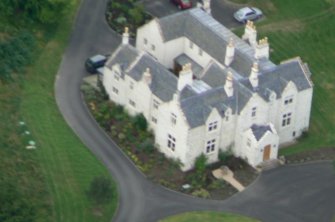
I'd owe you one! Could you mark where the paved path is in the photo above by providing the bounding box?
[55,0,335,221]
[212,167,245,191]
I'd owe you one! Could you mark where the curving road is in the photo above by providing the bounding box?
[55,0,335,221]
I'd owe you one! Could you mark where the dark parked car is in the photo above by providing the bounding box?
[85,54,108,74]
[170,0,192,10]
[233,7,263,23]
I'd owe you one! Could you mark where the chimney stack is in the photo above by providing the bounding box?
[255,37,269,59]
[249,62,259,89]
[225,37,235,66]
[178,63,193,91]
[224,71,234,97]
[143,68,152,85]
[122,27,129,45]
[242,21,257,47]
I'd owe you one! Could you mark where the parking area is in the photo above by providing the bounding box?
[142,0,243,29]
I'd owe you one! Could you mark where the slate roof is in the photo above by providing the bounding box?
[180,87,236,128]
[106,44,178,102]
[106,44,139,76]
[251,124,273,141]
[158,8,276,77]
[127,53,178,102]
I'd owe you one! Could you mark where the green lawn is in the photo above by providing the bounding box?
[160,212,260,222]
[0,1,117,222]
[245,0,335,155]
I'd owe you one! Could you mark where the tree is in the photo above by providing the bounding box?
[86,176,114,205]
[133,113,148,131]
[189,154,208,188]
[0,181,36,222]
[0,0,67,24]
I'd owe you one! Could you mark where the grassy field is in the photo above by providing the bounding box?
[241,0,335,155]
[160,212,260,222]
[0,1,117,222]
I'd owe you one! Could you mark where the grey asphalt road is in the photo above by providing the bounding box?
[55,0,335,221]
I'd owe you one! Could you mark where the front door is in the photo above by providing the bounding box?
[263,145,271,161]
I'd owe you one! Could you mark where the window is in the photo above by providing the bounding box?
[167,134,176,151]
[153,99,159,109]
[151,44,155,51]
[151,117,157,124]
[112,87,118,94]
[284,96,293,105]
[251,107,257,117]
[171,113,177,125]
[205,139,216,153]
[282,112,292,127]
[247,138,251,147]
[114,73,120,81]
[189,41,193,49]
[129,81,134,89]
[199,48,203,56]
[208,121,218,132]
[129,99,136,107]
[144,38,148,45]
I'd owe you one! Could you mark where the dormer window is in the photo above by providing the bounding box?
[208,121,218,132]
[151,44,155,51]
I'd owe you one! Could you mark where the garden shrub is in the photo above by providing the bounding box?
[133,113,148,131]
[138,138,154,154]
[86,176,114,205]
[191,188,210,198]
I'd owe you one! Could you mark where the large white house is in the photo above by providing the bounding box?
[102,8,313,171]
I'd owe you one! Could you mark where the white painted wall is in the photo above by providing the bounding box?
[154,96,190,169]
[242,128,279,167]
[136,20,164,61]
[234,93,269,156]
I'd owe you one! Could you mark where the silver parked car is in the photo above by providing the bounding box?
[234,7,262,23]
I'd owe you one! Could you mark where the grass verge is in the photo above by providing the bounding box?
[159,211,260,222]
[0,0,117,221]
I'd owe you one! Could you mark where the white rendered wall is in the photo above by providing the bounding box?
[123,75,152,117]
[154,96,190,169]
[103,66,127,107]
[136,20,164,61]
[234,93,269,156]
[243,130,279,167]
[276,81,298,144]
[219,108,236,151]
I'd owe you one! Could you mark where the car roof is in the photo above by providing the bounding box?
[238,7,254,14]
[90,54,106,63]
